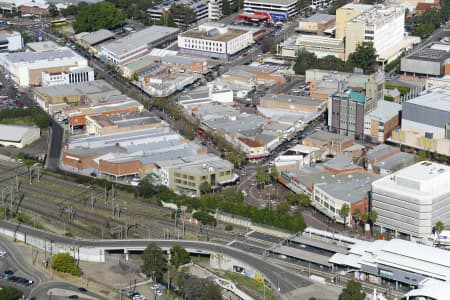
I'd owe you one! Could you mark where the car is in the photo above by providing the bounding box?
[78,287,87,292]
[68,295,79,299]
[25,280,34,286]
[4,270,14,275]
[156,290,163,296]
[151,284,159,290]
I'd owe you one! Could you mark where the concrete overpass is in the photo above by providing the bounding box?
[0,220,311,295]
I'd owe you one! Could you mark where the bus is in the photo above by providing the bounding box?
[50,18,67,26]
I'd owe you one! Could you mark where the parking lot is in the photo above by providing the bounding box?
[0,250,35,294]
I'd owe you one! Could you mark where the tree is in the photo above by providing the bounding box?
[51,253,82,276]
[340,203,350,230]
[261,37,274,53]
[361,213,369,233]
[158,12,176,27]
[340,280,366,300]
[226,151,246,168]
[170,246,191,269]
[270,165,279,183]
[284,192,310,207]
[141,243,167,282]
[0,286,22,300]
[193,211,217,226]
[256,166,267,189]
[435,220,445,236]
[200,282,223,300]
[435,220,446,246]
[48,3,59,17]
[329,0,347,14]
[73,2,124,33]
[222,0,231,16]
[368,210,378,236]
[171,4,196,29]
[199,181,212,195]
[294,49,318,75]
[352,208,361,230]
[347,42,377,74]
[318,55,347,72]
[61,4,79,17]
[277,201,290,214]
[414,23,435,38]
[184,277,206,299]
[296,0,309,11]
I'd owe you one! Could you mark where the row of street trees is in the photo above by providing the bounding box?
[340,203,378,235]
[141,243,222,299]
[294,42,378,75]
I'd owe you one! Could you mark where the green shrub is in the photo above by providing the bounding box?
[51,253,83,276]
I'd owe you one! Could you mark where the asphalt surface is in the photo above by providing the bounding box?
[0,221,311,295]
[31,281,109,300]
[46,121,64,171]
[248,231,285,244]
[0,235,108,300]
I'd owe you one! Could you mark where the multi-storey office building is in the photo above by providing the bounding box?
[243,0,298,22]
[178,23,253,60]
[344,5,405,61]
[371,161,450,242]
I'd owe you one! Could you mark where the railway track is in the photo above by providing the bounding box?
[0,162,234,242]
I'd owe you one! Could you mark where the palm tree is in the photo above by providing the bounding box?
[256,166,267,189]
[352,208,361,232]
[368,211,378,237]
[361,213,369,236]
[435,220,445,246]
[270,165,279,200]
[340,203,350,230]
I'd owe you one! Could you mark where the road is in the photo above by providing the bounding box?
[0,220,311,296]
[0,235,108,300]
[45,121,64,171]
[31,281,110,300]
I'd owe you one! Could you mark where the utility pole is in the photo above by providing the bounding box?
[174,210,178,233]
[104,184,107,204]
[9,184,13,212]
[90,192,95,211]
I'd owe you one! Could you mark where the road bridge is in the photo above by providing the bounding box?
[0,220,311,295]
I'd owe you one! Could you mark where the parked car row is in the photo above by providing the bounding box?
[0,270,34,286]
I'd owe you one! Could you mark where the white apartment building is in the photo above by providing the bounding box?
[178,23,253,60]
[371,161,450,243]
[345,5,405,61]
[0,48,88,87]
[41,66,95,87]
[101,26,180,66]
[243,0,298,22]
[0,30,23,52]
